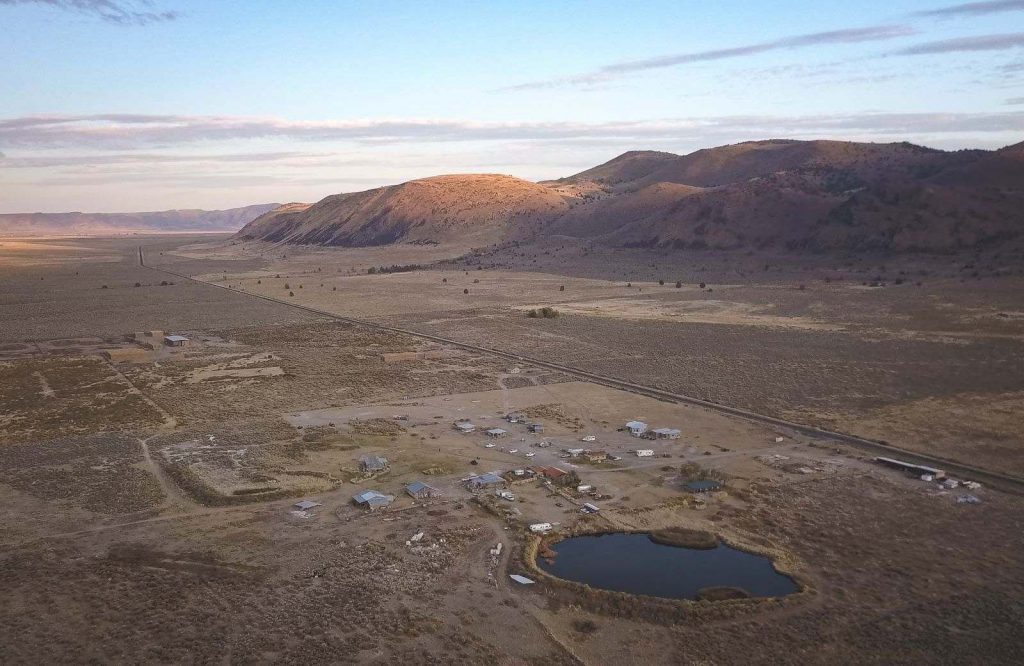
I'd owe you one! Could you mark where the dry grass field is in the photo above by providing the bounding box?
[178,238,1024,475]
[1,236,1023,664]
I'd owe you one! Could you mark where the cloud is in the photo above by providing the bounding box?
[501,25,915,90]
[0,0,178,25]
[2,112,1022,152]
[0,151,331,168]
[894,32,1024,54]
[1007,96,1024,104]
[915,0,1024,17]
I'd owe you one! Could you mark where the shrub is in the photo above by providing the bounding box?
[134,282,141,288]
[658,280,665,285]
[289,291,294,297]
[463,288,469,294]
[699,282,706,289]
[527,307,559,319]
[675,281,681,288]
[284,283,290,289]
[559,285,565,291]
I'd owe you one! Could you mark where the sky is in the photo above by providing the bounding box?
[0,0,1022,213]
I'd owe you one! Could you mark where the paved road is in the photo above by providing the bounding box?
[139,245,1024,494]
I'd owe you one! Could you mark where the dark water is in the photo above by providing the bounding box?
[537,532,797,601]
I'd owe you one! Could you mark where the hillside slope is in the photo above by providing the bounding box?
[237,139,1024,254]
[238,174,572,246]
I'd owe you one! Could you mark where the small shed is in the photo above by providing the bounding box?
[503,468,537,484]
[293,499,322,511]
[163,334,189,347]
[527,423,544,433]
[652,427,681,440]
[455,421,476,433]
[359,454,390,473]
[352,490,395,509]
[486,428,508,438]
[625,420,648,436]
[635,449,654,457]
[405,481,440,499]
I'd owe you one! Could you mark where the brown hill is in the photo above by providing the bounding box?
[549,150,678,189]
[549,139,1023,253]
[237,174,571,246]
[0,204,279,236]
[237,139,1024,254]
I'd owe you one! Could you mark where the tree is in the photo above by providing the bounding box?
[289,291,295,297]
[699,282,706,289]
[559,285,565,291]
[675,281,682,288]
[464,288,469,294]
[659,280,665,286]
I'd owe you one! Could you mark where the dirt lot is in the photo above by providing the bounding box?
[1,236,1023,664]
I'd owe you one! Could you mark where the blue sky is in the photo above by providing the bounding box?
[1,0,1022,212]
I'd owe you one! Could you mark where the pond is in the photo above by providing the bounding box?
[536,532,797,601]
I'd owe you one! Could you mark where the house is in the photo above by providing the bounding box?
[509,574,535,585]
[684,480,723,493]
[566,448,585,457]
[527,423,544,434]
[651,428,681,440]
[505,413,525,423]
[485,428,508,438]
[584,450,609,462]
[534,466,568,481]
[293,500,322,511]
[580,502,600,514]
[529,523,553,534]
[464,472,506,490]
[635,449,655,457]
[359,454,390,473]
[454,421,476,434]
[625,420,648,436]
[352,490,395,509]
[405,481,440,499]
[163,334,189,347]
[502,468,537,484]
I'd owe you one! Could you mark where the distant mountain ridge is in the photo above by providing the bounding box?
[236,138,1024,254]
[0,203,280,236]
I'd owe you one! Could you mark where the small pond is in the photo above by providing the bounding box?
[536,532,797,601]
